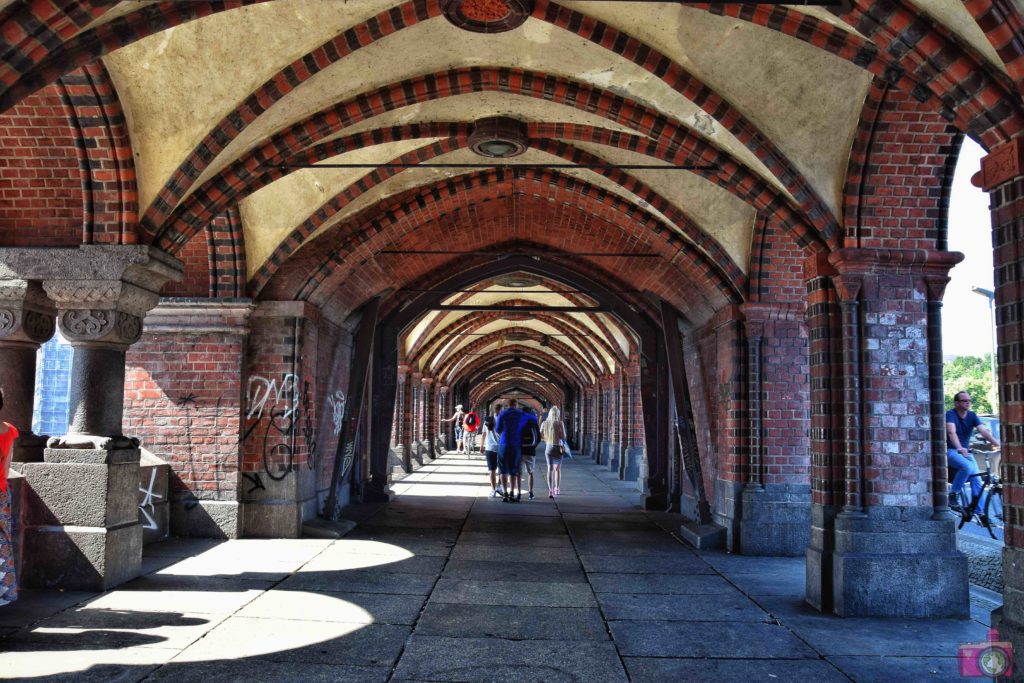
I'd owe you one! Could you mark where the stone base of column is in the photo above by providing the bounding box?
[622,446,644,481]
[739,484,811,556]
[240,468,315,539]
[601,441,620,471]
[12,432,47,463]
[20,447,143,591]
[170,499,240,539]
[713,479,743,552]
[831,507,967,617]
[386,445,404,476]
[805,503,837,612]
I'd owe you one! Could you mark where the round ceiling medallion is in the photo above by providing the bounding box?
[442,0,533,33]
[469,117,529,158]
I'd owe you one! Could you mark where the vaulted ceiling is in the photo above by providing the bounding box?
[2,0,1018,392]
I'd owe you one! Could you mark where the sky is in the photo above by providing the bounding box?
[941,138,997,358]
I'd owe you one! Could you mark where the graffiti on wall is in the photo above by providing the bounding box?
[138,467,162,530]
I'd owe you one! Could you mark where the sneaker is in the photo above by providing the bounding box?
[502,494,510,503]
[529,491,535,500]
[548,489,554,498]
[516,492,522,502]
[492,489,500,498]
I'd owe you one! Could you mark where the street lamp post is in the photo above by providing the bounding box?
[972,286,997,408]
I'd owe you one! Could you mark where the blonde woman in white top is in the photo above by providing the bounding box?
[540,406,567,497]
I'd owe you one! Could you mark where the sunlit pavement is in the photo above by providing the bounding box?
[0,452,1002,682]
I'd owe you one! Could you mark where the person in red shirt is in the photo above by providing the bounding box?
[0,389,19,607]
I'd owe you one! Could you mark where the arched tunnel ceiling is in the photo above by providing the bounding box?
[8,0,1016,397]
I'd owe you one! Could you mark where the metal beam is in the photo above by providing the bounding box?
[382,250,659,258]
[660,299,713,525]
[325,296,380,520]
[276,162,718,171]
[433,304,607,312]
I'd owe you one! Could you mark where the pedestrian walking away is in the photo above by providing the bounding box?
[481,404,503,498]
[463,408,480,453]
[541,406,567,497]
[519,407,541,500]
[0,389,20,607]
[496,398,538,502]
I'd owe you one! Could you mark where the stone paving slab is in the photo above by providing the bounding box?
[84,575,269,615]
[450,543,580,565]
[142,538,225,558]
[579,553,713,574]
[609,620,818,658]
[4,607,224,650]
[598,592,771,622]
[392,635,628,682]
[237,589,426,624]
[0,645,179,682]
[827,656,972,682]
[719,566,808,596]
[623,656,852,682]
[573,540,691,556]
[696,552,806,574]
[173,617,409,666]
[442,558,587,583]
[0,589,92,628]
[756,596,990,657]
[277,569,437,595]
[457,531,572,548]
[299,552,446,575]
[589,573,740,595]
[154,555,309,581]
[415,603,608,641]
[145,661,391,683]
[430,578,597,607]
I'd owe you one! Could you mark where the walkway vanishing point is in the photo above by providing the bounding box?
[0,452,997,682]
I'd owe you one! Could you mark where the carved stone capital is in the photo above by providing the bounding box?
[57,309,143,346]
[0,280,56,345]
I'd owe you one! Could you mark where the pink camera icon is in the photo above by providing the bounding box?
[958,629,1014,678]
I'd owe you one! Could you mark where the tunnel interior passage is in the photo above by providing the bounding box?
[6,0,1024,638]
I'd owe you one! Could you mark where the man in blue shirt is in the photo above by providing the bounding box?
[495,398,539,503]
[946,391,1000,514]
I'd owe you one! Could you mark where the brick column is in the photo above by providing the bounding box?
[974,140,1024,665]
[394,366,410,472]
[6,246,183,591]
[421,376,435,460]
[0,280,55,462]
[823,247,966,617]
[739,302,811,556]
[622,352,644,482]
[126,299,254,539]
[410,372,422,464]
[805,253,843,612]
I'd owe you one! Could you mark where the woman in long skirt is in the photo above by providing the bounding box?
[0,389,20,607]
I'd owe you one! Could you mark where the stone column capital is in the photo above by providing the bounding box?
[0,279,56,345]
[421,377,434,386]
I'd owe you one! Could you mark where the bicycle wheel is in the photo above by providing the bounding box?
[983,487,1003,540]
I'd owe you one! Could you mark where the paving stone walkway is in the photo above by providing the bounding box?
[0,451,1002,681]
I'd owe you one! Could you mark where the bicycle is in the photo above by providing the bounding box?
[950,448,1003,540]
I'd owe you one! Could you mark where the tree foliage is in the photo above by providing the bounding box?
[944,354,997,413]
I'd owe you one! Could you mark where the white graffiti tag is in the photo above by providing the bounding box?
[327,390,346,435]
[138,468,163,531]
[246,373,300,421]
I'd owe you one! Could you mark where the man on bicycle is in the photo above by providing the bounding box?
[946,391,1000,513]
